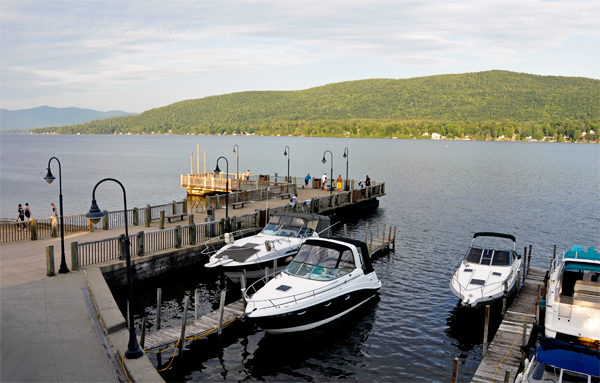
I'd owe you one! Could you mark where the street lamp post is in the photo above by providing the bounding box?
[44,157,69,273]
[214,156,229,231]
[284,146,290,184]
[343,147,349,191]
[85,178,143,359]
[322,150,333,195]
[233,144,239,190]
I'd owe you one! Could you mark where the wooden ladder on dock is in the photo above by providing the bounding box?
[471,266,546,382]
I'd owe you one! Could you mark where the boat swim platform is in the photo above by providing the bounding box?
[140,231,395,351]
[471,266,546,383]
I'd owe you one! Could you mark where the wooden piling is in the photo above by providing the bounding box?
[30,218,37,240]
[194,289,200,320]
[502,282,508,316]
[344,224,347,237]
[159,210,165,230]
[483,305,490,356]
[140,317,147,349]
[46,245,55,276]
[133,207,139,226]
[392,226,397,250]
[369,226,373,255]
[137,231,145,256]
[240,271,247,310]
[528,245,532,275]
[504,370,510,383]
[265,266,270,282]
[523,247,528,285]
[145,205,151,227]
[71,242,79,271]
[451,357,459,383]
[178,296,189,360]
[156,288,162,330]
[103,210,109,230]
[387,226,392,249]
[217,289,226,336]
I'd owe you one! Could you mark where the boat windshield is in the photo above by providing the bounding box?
[465,247,512,266]
[526,360,599,383]
[284,243,355,281]
[261,224,312,237]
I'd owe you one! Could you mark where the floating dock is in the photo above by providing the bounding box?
[470,266,546,383]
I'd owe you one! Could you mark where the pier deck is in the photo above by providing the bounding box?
[471,266,546,383]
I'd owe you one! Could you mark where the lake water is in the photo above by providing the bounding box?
[1,134,599,381]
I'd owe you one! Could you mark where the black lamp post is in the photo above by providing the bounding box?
[85,178,143,359]
[214,156,229,230]
[343,147,349,191]
[284,146,290,184]
[44,157,69,273]
[322,150,333,195]
[232,144,239,189]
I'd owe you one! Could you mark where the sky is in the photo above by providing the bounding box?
[1,0,599,114]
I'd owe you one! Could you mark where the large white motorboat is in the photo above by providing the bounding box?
[515,337,600,383]
[450,232,523,308]
[545,245,599,344]
[243,237,382,334]
[204,212,331,282]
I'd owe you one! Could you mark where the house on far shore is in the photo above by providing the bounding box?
[431,132,441,140]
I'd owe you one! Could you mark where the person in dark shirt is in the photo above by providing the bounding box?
[365,175,371,187]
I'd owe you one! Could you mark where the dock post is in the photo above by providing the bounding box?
[393,226,397,251]
[520,322,529,367]
[145,205,151,227]
[217,289,226,337]
[189,223,196,246]
[273,259,277,275]
[178,295,189,360]
[194,288,200,320]
[344,224,347,237]
[30,218,37,240]
[71,242,79,271]
[483,305,490,356]
[382,223,386,251]
[503,371,510,383]
[159,211,165,230]
[133,207,139,226]
[536,284,541,324]
[140,317,146,350]
[388,227,392,249]
[377,222,380,238]
[102,210,109,230]
[528,245,532,275]
[138,231,145,256]
[265,266,269,282]
[175,225,182,248]
[241,271,247,310]
[46,245,55,276]
[118,234,126,260]
[517,270,521,291]
[156,288,162,330]
[502,282,508,316]
[523,247,528,285]
[451,357,459,383]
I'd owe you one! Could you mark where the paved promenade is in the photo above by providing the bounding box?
[0,187,327,382]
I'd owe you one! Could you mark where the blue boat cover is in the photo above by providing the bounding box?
[564,261,600,272]
[536,338,600,377]
[565,247,600,262]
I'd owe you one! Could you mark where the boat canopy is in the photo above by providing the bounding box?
[473,232,516,242]
[565,247,600,262]
[268,212,331,237]
[535,337,600,377]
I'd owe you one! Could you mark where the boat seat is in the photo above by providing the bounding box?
[573,280,600,308]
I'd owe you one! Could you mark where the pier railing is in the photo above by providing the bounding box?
[75,212,260,268]
[0,200,186,243]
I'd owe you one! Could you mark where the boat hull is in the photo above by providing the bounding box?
[248,285,381,334]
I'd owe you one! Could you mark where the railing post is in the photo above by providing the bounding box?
[172,200,177,215]
[137,231,145,256]
[46,245,55,276]
[51,216,58,237]
[30,218,37,240]
[175,225,182,248]
[156,288,162,330]
[145,205,151,227]
[118,234,126,260]
[189,223,196,246]
[102,210,109,230]
[483,304,490,356]
[133,207,139,226]
[159,210,165,230]
[194,289,200,320]
[71,242,79,271]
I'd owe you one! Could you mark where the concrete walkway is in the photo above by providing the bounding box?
[0,187,328,382]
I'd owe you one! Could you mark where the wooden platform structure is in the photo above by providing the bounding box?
[471,266,546,383]
[141,299,245,351]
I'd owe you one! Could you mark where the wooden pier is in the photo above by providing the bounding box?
[470,266,546,383]
[141,299,245,351]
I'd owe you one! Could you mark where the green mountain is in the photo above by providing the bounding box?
[32,71,599,141]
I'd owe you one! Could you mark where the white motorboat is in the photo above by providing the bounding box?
[204,212,331,282]
[515,337,600,383]
[545,245,600,344]
[450,232,523,307]
[243,237,382,334]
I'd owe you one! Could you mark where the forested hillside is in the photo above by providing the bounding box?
[32,71,599,141]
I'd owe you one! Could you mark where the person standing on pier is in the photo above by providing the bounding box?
[322,173,328,192]
[246,169,250,179]
[304,173,311,188]
[24,203,32,221]
[17,204,26,230]
[51,202,57,217]
[365,175,371,187]
[336,175,343,191]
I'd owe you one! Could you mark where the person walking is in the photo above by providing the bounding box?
[304,173,311,188]
[51,203,57,217]
[17,204,26,231]
[336,175,343,191]
[24,203,32,221]
[322,173,328,192]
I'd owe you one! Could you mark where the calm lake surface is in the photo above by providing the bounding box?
[1,134,599,382]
